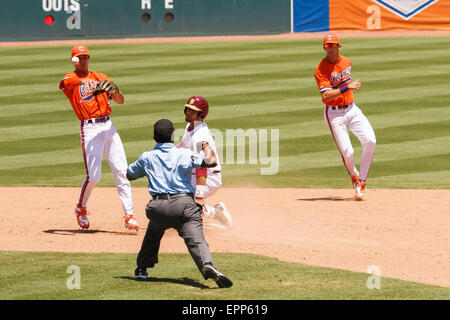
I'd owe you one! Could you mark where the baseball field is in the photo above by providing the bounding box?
[0,32,449,301]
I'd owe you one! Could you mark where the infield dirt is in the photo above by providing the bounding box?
[1,187,449,288]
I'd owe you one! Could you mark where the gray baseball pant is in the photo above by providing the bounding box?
[136,193,213,276]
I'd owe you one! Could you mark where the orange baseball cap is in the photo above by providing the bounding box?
[323,33,340,44]
[71,45,90,58]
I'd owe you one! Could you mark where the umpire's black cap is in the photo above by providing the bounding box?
[154,119,175,143]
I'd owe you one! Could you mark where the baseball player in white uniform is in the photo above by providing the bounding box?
[314,34,376,200]
[178,96,232,228]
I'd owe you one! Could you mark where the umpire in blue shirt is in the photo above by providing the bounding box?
[127,119,232,288]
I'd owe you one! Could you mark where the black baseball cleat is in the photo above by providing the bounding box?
[134,267,148,280]
[202,263,233,288]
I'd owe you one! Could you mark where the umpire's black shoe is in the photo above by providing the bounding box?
[134,267,148,280]
[202,263,233,288]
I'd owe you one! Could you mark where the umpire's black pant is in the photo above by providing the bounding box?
[136,193,213,277]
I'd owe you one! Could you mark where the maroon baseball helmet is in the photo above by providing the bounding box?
[184,96,209,119]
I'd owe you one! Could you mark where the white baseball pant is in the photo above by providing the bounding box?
[324,103,376,181]
[78,119,134,215]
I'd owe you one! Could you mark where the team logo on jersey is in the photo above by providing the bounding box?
[80,93,95,102]
[372,0,439,20]
[330,66,351,89]
[79,79,98,102]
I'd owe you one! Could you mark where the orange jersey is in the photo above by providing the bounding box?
[59,71,112,120]
[314,55,354,107]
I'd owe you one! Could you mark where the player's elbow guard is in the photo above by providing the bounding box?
[202,155,217,167]
[201,144,217,167]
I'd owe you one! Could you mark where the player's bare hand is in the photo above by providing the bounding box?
[349,80,361,91]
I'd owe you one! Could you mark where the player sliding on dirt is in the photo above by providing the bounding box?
[178,96,232,228]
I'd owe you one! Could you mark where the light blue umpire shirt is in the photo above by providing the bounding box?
[127,143,204,196]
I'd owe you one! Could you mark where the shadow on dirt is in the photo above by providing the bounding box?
[297,196,354,201]
[43,229,140,236]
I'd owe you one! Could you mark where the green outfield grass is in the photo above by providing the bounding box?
[1,251,448,300]
[0,37,449,188]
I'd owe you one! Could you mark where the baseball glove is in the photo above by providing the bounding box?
[92,80,119,96]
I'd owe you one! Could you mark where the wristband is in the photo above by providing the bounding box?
[339,85,349,94]
[195,185,208,198]
[195,167,208,177]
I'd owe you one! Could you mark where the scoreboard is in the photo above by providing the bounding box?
[0,0,291,41]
